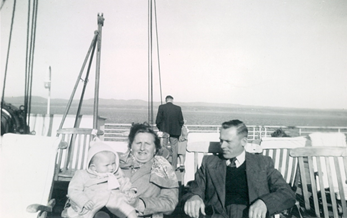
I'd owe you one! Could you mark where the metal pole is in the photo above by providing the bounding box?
[57,31,99,133]
[94,14,104,130]
[1,0,17,109]
[74,37,97,128]
[44,66,51,116]
[148,0,153,125]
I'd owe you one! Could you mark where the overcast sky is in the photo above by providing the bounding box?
[1,0,347,109]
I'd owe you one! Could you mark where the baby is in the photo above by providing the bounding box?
[63,142,137,218]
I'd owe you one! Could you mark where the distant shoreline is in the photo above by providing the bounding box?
[4,96,347,111]
[4,96,347,126]
[26,104,347,127]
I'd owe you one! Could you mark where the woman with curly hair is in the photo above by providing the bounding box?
[118,122,179,218]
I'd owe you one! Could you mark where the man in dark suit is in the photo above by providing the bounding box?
[156,95,184,170]
[182,120,295,218]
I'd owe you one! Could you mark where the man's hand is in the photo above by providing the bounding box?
[248,199,267,218]
[83,200,95,210]
[184,195,205,218]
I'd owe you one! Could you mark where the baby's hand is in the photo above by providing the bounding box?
[84,200,95,210]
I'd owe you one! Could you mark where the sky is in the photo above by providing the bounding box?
[1,0,347,109]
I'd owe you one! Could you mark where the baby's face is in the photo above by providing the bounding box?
[93,152,117,173]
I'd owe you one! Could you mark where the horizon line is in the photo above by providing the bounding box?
[3,95,345,111]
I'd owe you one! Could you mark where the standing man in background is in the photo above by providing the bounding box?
[156,95,184,170]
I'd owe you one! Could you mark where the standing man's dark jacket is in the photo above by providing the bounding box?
[156,102,184,136]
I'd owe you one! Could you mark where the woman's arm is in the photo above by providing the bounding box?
[138,187,179,215]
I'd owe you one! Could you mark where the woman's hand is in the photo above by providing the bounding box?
[83,200,95,210]
[125,192,138,205]
[124,187,138,204]
[126,196,146,213]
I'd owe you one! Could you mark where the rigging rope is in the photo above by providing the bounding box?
[0,0,6,11]
[148,0,164,124]
[1,0,16,109]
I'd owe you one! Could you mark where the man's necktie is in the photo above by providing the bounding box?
[227,157,237,167]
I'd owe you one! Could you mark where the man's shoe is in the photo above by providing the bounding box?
[94,211,111,218]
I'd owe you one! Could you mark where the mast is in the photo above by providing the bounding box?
[148,0,153,125]
[94,14,104,129]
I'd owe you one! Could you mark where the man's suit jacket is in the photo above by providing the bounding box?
[182,152,296,218]
[155,102,184,136]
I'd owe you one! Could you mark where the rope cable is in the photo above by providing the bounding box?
[1,0,16,109]
[153,0,163,105]
[0,0,6,10]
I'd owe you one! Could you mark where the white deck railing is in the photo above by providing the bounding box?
[103,123,347,142]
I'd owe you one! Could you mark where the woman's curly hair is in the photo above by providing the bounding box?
[128,122,161,153]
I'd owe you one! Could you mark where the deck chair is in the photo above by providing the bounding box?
[55,128,102,181]
[260,137,307,188]
[290,147,347,218]
[259,137,307,218]
[0,133,66,218]
[309,132,346,148]
[309,132,347,191]
[184,133,219,186]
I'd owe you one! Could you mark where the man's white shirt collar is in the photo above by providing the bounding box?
[226,150,246,168]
